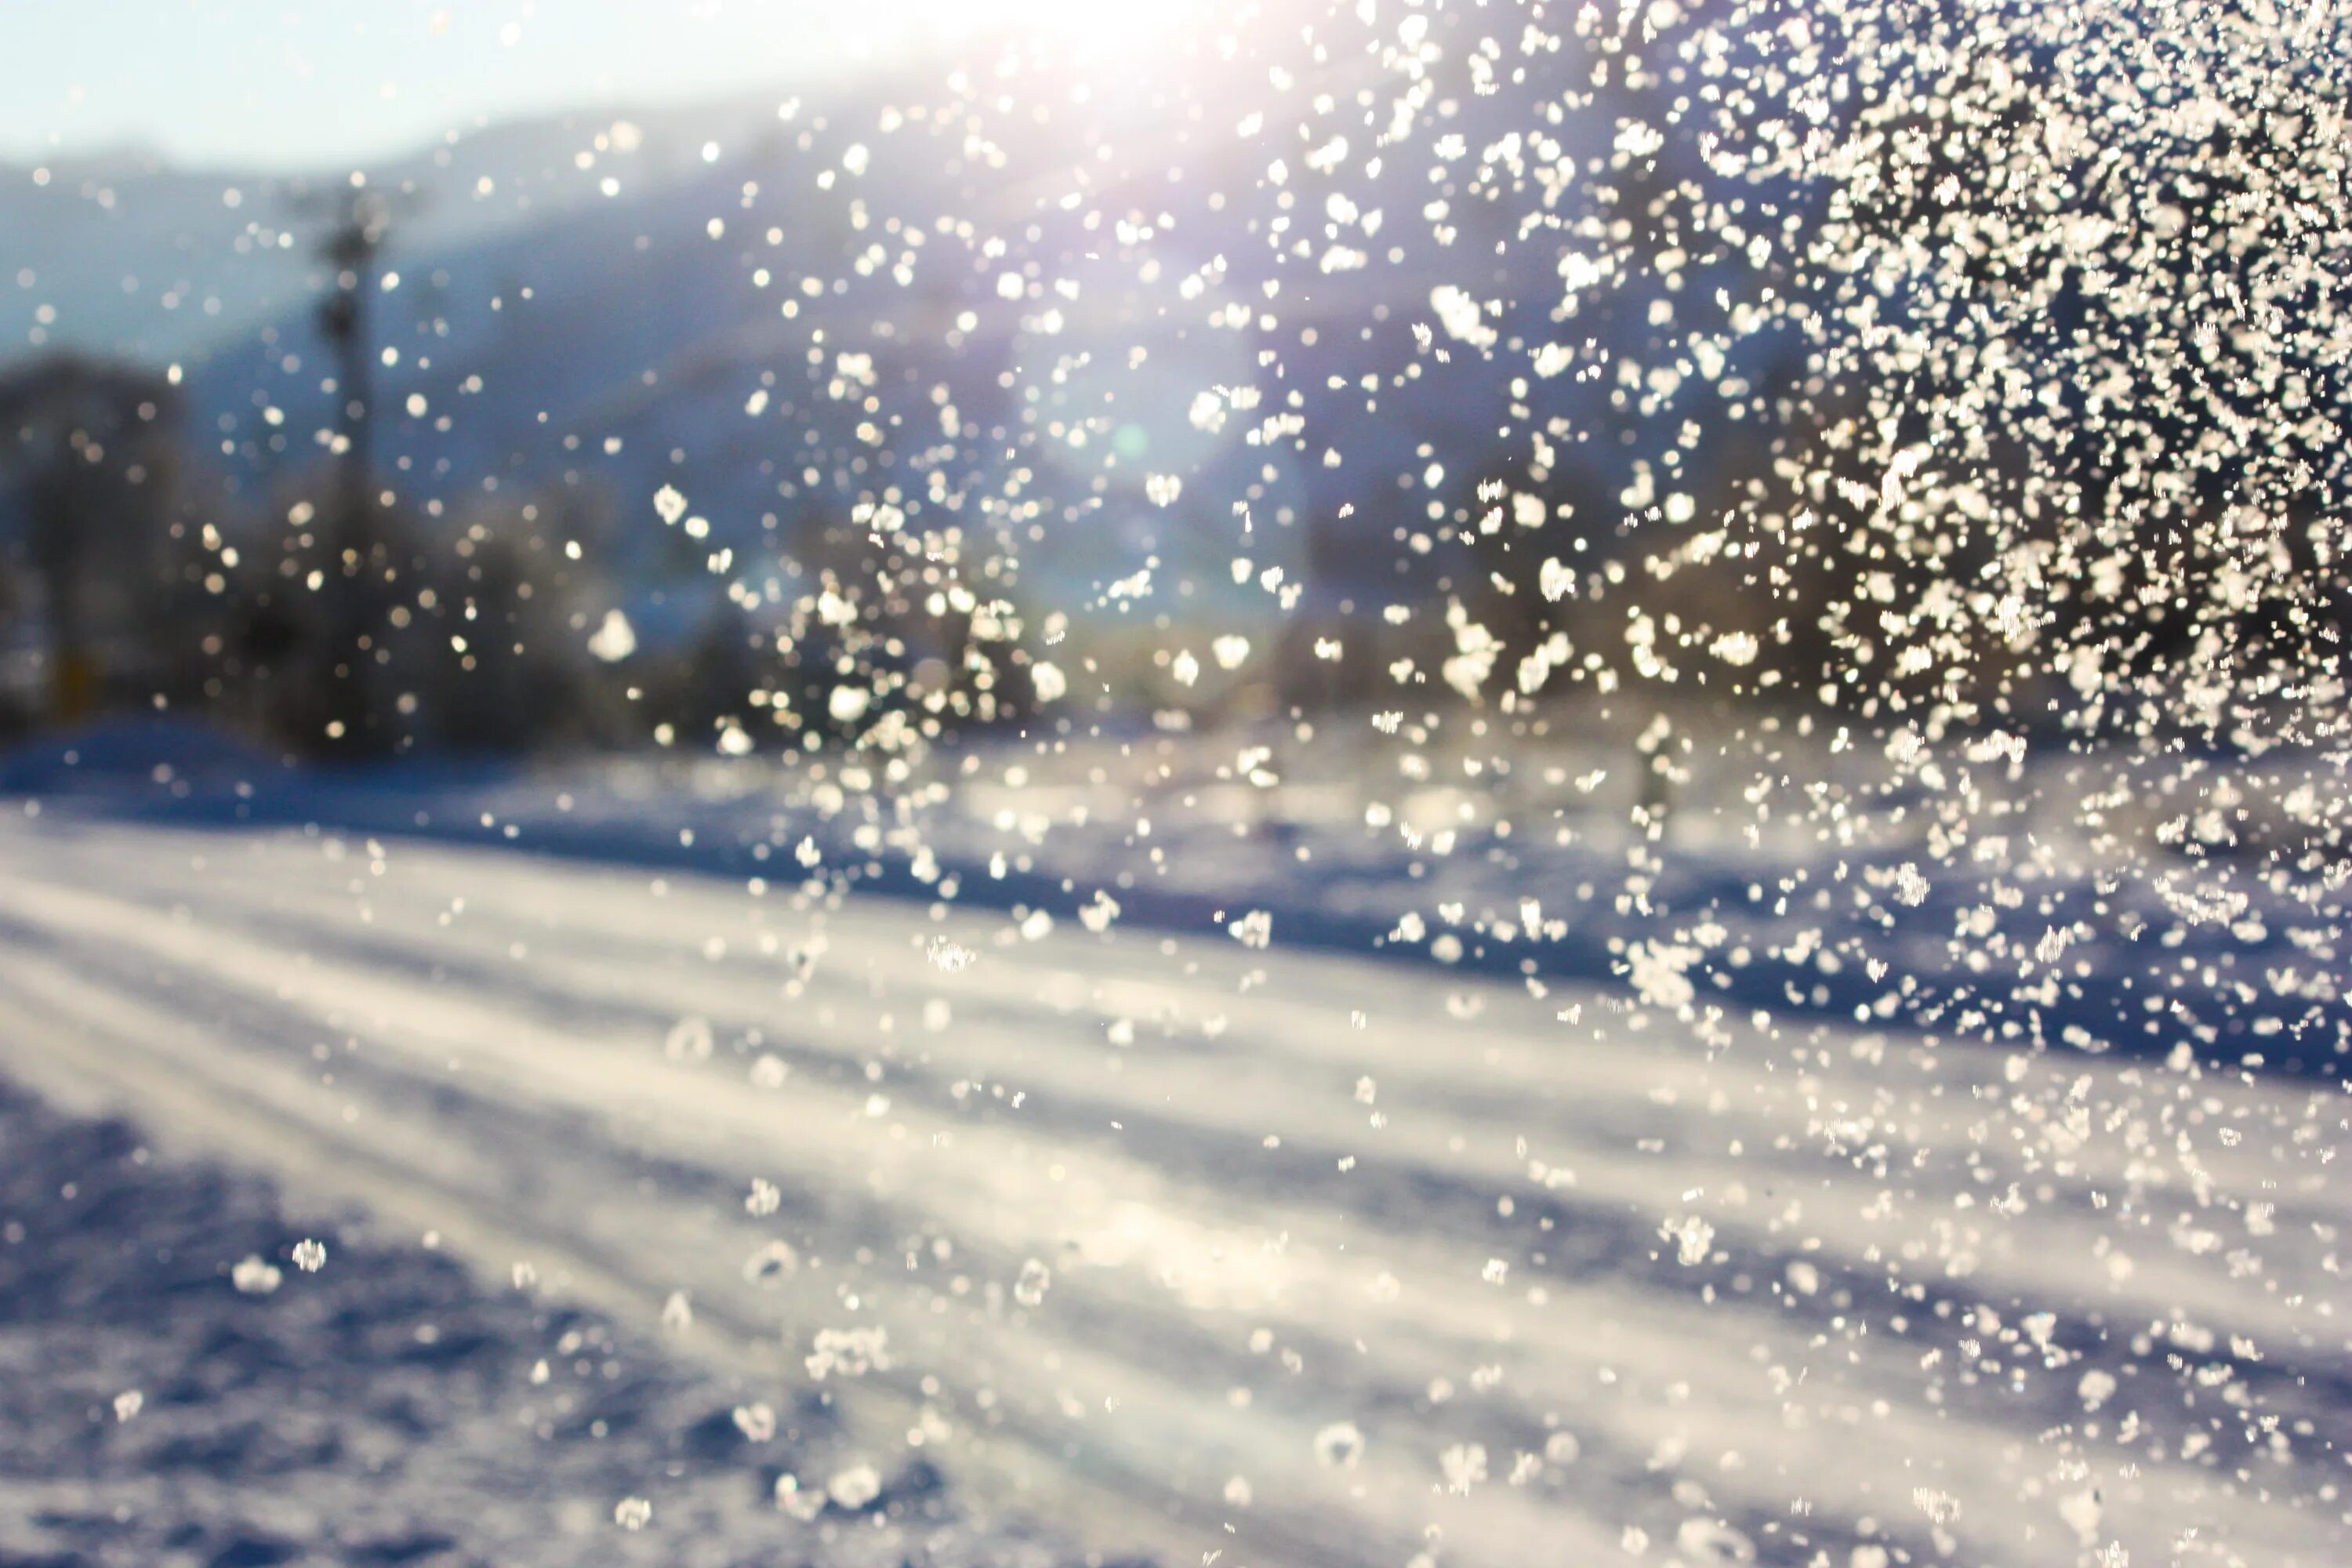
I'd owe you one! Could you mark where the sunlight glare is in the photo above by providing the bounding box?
[848,0,1218,58]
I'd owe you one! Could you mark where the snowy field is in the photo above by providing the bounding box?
[0,805,2344,1568]
[0,1076,1039,1568]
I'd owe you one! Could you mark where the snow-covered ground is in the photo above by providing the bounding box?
[0,806,2343,1568]
[0,1076,1043,1568]
[17,713,2343,1075]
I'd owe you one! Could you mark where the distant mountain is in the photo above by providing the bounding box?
[1,91,785,367]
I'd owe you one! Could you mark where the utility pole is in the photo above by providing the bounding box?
[310,182,395,753]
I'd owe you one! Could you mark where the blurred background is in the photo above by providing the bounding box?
[0,0,2186,763]
[8,1,2343,779]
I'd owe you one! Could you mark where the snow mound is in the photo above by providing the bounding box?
[0,716,292,797]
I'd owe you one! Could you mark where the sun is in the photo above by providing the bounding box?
[840,0,1222,60]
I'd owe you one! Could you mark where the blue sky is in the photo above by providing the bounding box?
[2,1,874,169]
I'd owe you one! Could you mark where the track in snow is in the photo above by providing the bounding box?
[0,810,2343,1568]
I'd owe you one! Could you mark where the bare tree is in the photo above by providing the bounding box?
[0,355,182,724]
